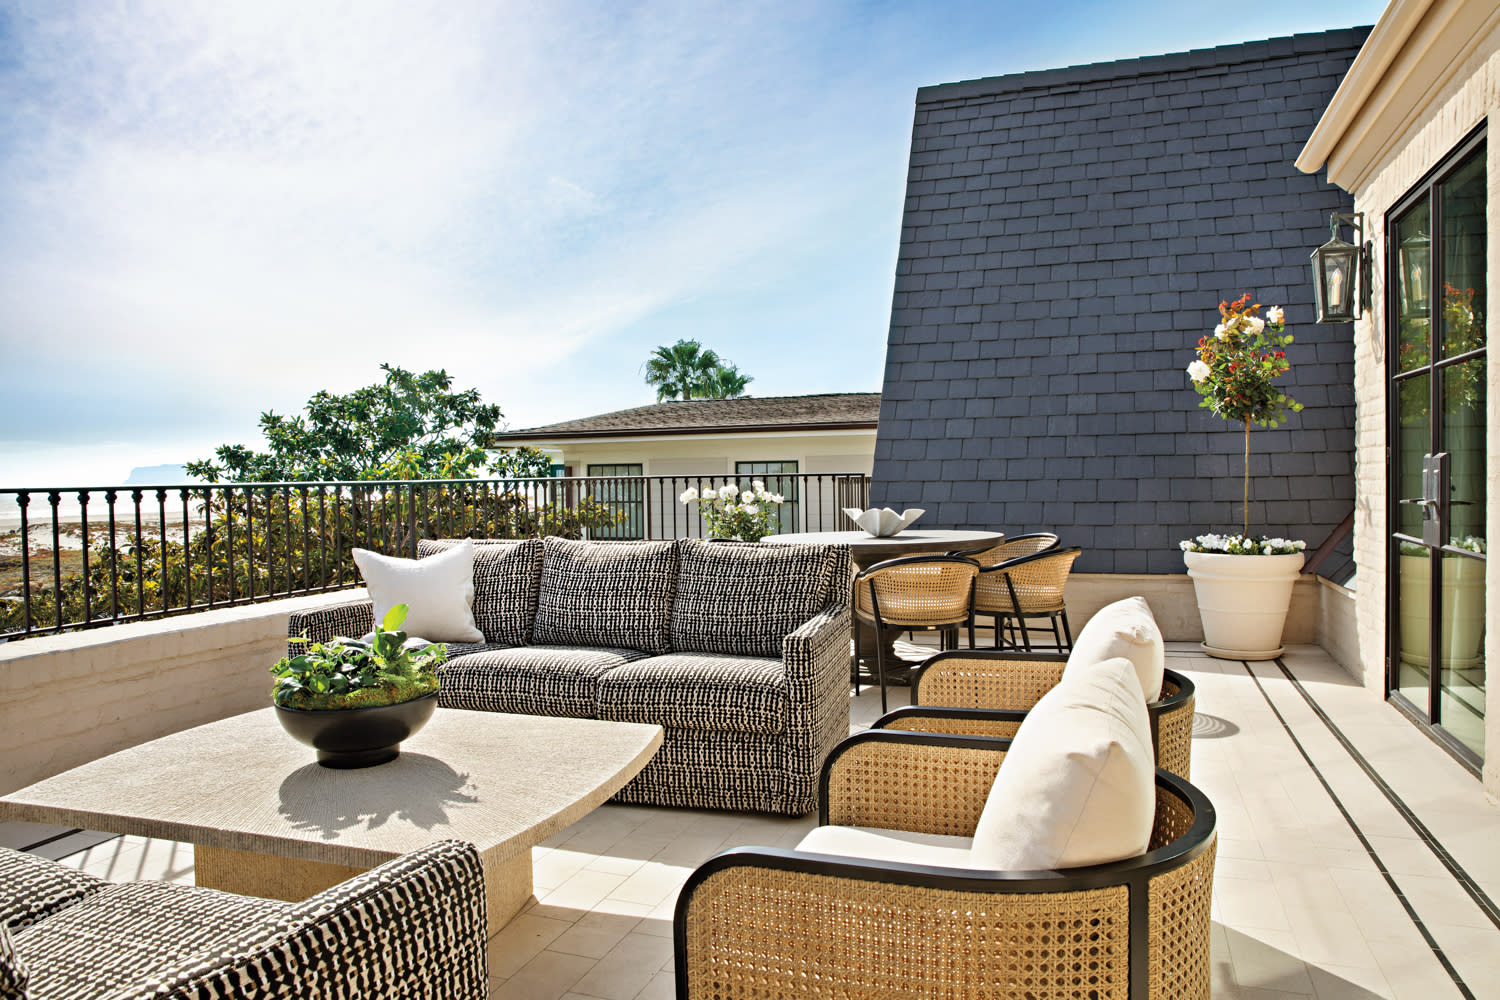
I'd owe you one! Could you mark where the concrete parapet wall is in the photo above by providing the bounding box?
[0,590,367,796]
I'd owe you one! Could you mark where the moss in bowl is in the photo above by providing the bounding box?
[272,603,448,767]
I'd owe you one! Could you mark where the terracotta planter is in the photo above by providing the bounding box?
[1184,550,1304,660]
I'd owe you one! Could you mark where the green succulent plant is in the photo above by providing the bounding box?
[272,603,446,711]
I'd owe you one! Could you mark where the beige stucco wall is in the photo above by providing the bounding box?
[1330,4,1500,794]
[0,591,365,796]
[540,429,875,478]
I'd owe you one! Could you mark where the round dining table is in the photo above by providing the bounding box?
[764,528,1005,684]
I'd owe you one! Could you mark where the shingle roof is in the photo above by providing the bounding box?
[491,393,881,442]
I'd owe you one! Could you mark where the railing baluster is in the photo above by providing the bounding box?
[47,491,62,633]
[156,489,168,614]
[17,492,32,635]
[179,488,192,612]
[131,490,144,616]
[78,491,92,623]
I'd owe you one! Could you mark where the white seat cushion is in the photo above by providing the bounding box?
[1065,596,1165,701]
[798,825,975,869]
[970,656,1155,871]
[353,539,483,643]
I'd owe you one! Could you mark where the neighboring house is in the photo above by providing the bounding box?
[489,393,879,538]
[1296,0,1498,791]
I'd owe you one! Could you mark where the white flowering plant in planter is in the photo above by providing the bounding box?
[1185,293,1303,548]
[1180,534,1307,556]
[679,481,787,542]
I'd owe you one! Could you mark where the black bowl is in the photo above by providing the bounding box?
[274,692,438,769]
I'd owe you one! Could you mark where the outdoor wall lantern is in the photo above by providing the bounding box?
[1398,229,1431,317]
[1309,212,1372,323]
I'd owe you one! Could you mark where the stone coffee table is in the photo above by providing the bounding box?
[0,707,662,936]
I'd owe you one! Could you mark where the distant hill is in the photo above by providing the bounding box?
[123,464,194,485]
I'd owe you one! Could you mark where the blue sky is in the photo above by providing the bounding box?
[0,0,1385,485]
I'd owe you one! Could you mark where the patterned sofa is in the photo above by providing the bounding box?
[288,537,853,816]
[0,840,488,999]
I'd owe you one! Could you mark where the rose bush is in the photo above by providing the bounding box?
[680,481,786,542]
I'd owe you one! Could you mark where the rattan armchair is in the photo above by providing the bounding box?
[853,555,979,713]
[873,649,1197,779]
[674,729,1217,1000]
[975,545,1082,651]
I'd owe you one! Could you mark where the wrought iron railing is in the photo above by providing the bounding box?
[0,473,870,640]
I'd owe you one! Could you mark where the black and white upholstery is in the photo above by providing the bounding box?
[670,540,834,657]
[2,840,488,1000]
[290,538,853,815]
[419,538,544,646]
[533,538,680,654]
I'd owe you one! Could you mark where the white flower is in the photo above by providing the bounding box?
[1244,316,1265,335]
[1187,360,1211,383]
[1214,323,1231,341]
[1266,305,1284,325]
[741,491,755,503]
[752,480,765,492]
[742,504,759,515]
[717,484,738,500]
[678,487,699,503]
[770,493,784,504]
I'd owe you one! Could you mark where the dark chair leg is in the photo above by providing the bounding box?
[1059,611,1074,652]
[1016,614,1033,652]
[874,628,889,715]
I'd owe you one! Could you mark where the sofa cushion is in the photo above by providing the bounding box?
[670,540,833,657]
[533,538,679,654]
[797,825,974,869]
[1065,596,1165,701]
[353,540,483,643]
[438,646,648,717]
[13,880,291,1000]
[0,924,25,1000]
[419,538,544,647]
[970,656,1154,871]
[0,847,105,932]
[595,653,787,735]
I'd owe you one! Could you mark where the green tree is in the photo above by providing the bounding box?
[642,340,752,401]
[187,364,503,483]
[697,364,753,399]
[490,446,556,479]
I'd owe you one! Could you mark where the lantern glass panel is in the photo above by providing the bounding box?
[1396,203,1431,372]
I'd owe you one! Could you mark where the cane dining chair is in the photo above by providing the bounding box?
[853,554,979,713]
[974,545,1082,652]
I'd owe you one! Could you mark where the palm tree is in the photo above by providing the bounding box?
[695,364,753,399]
[643,340,721,401]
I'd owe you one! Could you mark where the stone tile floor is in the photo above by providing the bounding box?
[6,640,1500,998]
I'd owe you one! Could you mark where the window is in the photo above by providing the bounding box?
[735,461,799,534]
[586,464,644,540]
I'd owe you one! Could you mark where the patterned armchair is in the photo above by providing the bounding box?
[1,840,488,999]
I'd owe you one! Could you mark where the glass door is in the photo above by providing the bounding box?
[1388,133,1487,767]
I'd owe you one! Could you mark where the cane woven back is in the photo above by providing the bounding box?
[967,532,1059,567]
[682,867,1132,1000]
[975,547,1080,614]
[1155,677,1195,781]
[889,714,1024,739]
[854,558,978,629]
[915,653,1066,709]
[824,739,1004,836]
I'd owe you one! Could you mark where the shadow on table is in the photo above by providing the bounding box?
[277,753,479,840]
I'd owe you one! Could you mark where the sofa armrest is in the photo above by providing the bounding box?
[0,847,106,932]
[819,730,1008,836]
[285,595,375,657]
[134,840,488,1000]
[910,649,1067,710]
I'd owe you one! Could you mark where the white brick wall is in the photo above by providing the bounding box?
[1344,20,1500,797]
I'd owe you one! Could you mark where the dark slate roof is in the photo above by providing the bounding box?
[870,26,1369,577]
[492,393,881,441]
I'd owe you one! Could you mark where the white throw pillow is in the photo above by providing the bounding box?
[1065,596,1165,701]
[352,540,482,643]
[970,656,1155,871]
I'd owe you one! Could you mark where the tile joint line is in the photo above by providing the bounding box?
[1272,656,1500,931]
[1240,659,1474,999]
